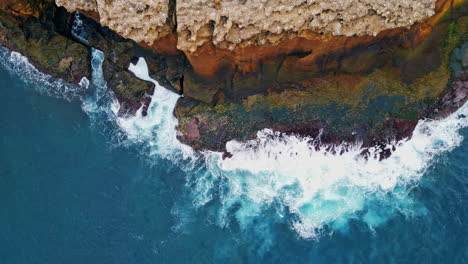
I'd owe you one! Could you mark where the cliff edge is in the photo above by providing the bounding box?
[56,0,437,52]
[1,0,466,155]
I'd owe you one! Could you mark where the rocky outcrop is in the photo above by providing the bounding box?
[0,1,157,115]
[53,0,456,105]
[1,0,466,155]
[54,0,95,13]
[69,13,156,114]
[174,1,468,152]
[0,1,90,84]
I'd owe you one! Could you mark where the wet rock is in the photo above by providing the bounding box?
[175,6,468,153]
[0,5,90,83]
[67,13,155,115]
[2,0,467,158]
[451,42,468,77]
[185,117,201,142]
[71,13,190,114]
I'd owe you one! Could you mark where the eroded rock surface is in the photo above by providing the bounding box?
[2,0,466,155]
[174,4,468,152]
[0,2,90,84]
[176,0,436,52]
[56,0,172,44]
[0,1,160,115]
[56,0,438,52]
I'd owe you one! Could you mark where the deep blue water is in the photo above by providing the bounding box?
[1,49,468,263]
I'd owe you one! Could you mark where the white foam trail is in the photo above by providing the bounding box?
[5,45,464,240]
[81,49,119,118]
[71,12,89,45]
[116,55,468,239]
[211,102,467,238]
[0,46,88,100]
[121,57,196,160]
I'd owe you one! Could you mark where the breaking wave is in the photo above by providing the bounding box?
[2,46,467,241]
[0,46,88,101]
[123,54,468,239]
[203,107,467,238]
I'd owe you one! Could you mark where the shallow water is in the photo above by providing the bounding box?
[0,48,467,263]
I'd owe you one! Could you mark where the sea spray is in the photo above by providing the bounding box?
[2,45,467,241]
[125,57,196,161]
[71,12,90,46]
[81,49,119,121]
[121,56,468,240]
[0,46,88,100]
[208,101,468,238]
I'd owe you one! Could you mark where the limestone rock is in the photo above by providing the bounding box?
[56,0,438,53]
[176,0,436,52]
[56,0,171,44]
[55,0,96,13]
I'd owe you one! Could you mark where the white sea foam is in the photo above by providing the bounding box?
[81,49,119,118]
[3,44,466,240]
[71,12,89,45]
[209,101,467,238]
[0,46,87,101]
[119,55,468,239]
[122,57,196,160]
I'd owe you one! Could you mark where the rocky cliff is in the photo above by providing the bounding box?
[56,0,172,44]
[56,0,438,52]
[0,0,466,155]
[176,0,437,52]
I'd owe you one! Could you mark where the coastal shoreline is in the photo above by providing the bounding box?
[0,0,466,155]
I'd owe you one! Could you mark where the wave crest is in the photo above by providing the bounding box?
[0,46,87,101]
[120,55,467,239]
[208,103,467,238]
[3,45,466,240]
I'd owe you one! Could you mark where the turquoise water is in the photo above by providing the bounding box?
[1,48,467,263]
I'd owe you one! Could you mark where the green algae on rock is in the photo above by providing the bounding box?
[0,6,90,84]
[175,4,468,152]
[69,13,187,115]
[0,1,164,116]
[0,0,466,154]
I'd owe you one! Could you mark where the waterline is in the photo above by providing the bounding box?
[2,46,467,240]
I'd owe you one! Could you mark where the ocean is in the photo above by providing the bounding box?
[0,47,467,263]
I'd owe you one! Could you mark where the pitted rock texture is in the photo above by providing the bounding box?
[55,0,96,13]
[56,0,171,44]
[176,0,436,52]
[56,0,438,52]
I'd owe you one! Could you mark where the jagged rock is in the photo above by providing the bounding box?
[71,13,189,113]
[0,5,90,84]
[0,1,158,115]
[176,0,437,52]
[175,8,468,152]
[1,0,467,155]
[56,0,439,53]
[56,0,171,44]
